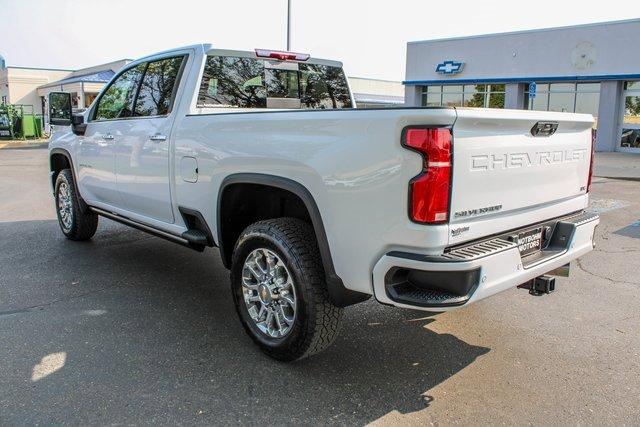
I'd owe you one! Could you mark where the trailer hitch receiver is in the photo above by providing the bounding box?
[518,275,556,296]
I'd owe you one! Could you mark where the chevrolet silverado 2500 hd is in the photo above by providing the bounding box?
[48,44,599,361]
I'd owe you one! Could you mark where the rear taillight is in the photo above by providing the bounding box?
[402,127,452,224]
[587,128,596,192]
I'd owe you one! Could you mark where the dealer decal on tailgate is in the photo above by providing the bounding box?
[517,227,543,257]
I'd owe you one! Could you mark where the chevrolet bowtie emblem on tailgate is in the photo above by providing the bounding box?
[531,121,559,137]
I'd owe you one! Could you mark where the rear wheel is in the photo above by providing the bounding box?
[230,218,343,361]
[55,169,98,241]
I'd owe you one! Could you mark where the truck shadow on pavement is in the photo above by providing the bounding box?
[0,220,490,425]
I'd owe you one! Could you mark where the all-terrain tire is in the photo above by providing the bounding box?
[230,218,343,361]
[54,169,98,241]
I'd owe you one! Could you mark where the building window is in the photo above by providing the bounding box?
[528,82,600,126]
[620,81,640,150]
[548,83,575,113]
[421,84,505,108]
[623,81,640,126]
[84,93,98,108]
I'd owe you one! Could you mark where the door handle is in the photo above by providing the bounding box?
[149,134,167,142]
[103,133,114,140]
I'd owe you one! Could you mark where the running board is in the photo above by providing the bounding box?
[90,207,205,252]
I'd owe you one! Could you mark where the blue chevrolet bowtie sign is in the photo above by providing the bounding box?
[435,60,464,75]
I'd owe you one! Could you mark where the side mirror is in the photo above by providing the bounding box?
[49,92,87,135]
[49,92,72,126]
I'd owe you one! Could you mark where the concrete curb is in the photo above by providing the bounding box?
[0,142,49,150]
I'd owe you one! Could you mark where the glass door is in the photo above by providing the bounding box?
[619,82,640,152]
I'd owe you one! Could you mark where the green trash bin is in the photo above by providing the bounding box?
[34,115,43,138]
[21,114,37,138]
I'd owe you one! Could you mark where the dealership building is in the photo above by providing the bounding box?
[404,18,640,153]
[0,59,130,128]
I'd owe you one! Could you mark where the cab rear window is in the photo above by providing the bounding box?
[197,55,352,109]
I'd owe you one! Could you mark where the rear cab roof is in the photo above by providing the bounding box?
[205,48,343,68]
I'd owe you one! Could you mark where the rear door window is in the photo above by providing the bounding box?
[197,55,352,109]
[134,56,185,117]
[198,56,267,108]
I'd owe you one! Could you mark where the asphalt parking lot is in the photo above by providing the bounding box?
[1,148,639,425]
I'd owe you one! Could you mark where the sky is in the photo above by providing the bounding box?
[0,0,637,81]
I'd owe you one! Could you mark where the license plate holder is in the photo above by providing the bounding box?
[517,227,543,257]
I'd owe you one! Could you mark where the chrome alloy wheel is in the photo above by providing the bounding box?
[241,248,297,338]
[57,182,73,231]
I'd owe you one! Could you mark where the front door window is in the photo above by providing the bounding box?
[94,64,146,120]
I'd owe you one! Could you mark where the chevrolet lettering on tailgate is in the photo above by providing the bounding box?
[471,149,588,171]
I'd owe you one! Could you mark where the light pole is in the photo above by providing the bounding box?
[287,0,291,51]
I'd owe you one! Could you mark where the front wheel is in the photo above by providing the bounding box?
[54,169,98,241]
[230,218,343,361]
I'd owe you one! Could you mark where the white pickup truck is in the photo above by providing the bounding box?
[48,44,599,361]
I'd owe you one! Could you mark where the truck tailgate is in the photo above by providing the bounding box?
[449,108,594,245]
